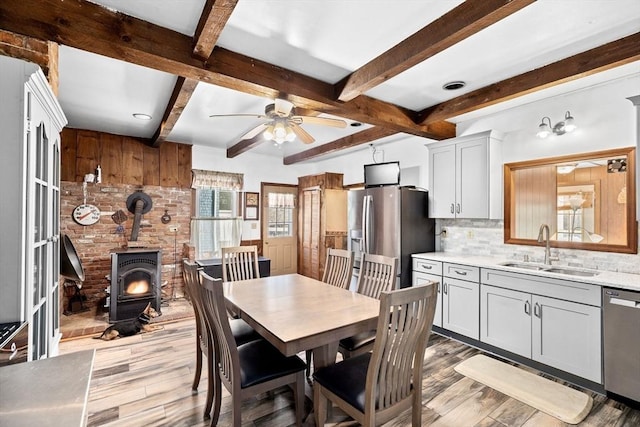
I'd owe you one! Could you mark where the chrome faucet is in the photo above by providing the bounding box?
[537,224,557,265]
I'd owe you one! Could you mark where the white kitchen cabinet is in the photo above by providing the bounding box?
[412,257,442,327]
[481,269,602,383]
[427,130,502,219]
[413,271,442,327]
[0,56,67,360]
[480,285,532,358]
[532,295,601,383]
[442,263,480,339]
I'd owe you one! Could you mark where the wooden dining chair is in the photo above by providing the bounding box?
[221,245,260,282]
[199,271,307,427]
[313,283,438,427]
[182,260,261,420]
[322,248,354,289]
[306,248,355,376]
[337,253,397,360]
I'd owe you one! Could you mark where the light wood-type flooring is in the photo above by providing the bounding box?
[60,317,640,427]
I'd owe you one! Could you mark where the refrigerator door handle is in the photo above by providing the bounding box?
[362,195,371,254]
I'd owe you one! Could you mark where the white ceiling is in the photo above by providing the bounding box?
[56,0,640,160]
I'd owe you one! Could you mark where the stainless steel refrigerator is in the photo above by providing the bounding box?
[348,186,435,289]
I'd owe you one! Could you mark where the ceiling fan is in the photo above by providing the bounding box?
[209,99,347,144]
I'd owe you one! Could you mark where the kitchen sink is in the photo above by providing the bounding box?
[499,262,547,271]
[499,262,600,277]
[545,267,600,277]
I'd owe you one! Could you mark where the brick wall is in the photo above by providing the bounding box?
[61,182,191,312]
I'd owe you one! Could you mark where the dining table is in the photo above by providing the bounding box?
[223,273,380,370]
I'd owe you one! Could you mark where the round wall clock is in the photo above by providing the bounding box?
[72,204,101,226]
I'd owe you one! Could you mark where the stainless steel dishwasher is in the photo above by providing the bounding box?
[603,287,640,402]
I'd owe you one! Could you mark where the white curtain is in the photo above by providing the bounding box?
[191,218,243,259]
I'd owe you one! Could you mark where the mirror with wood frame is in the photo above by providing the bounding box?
[504,147,637,254]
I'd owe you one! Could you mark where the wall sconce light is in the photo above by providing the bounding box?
[536,111,577,138]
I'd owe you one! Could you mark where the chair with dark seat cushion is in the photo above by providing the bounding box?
[337,253,397,360]
[199,271,307,427]
[306,248,355,376]
[221,245,260,282]
[313,283,438,427]
[182,259,261,420]
[322,248,354,289]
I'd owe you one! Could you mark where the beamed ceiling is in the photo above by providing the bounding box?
[0,0,639,164]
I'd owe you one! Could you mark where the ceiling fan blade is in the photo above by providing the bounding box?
[209,113,267,119]
[297,116,347,128]
[274,99,294,116]
[290,124,315,144]
[241,123,268,140]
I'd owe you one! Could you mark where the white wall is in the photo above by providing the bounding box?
[455,73,640,163]
[312,134,432,188]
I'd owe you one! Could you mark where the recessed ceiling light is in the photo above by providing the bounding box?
[350,122,362,127]
[133,113,152,120]
[442,81,466,91]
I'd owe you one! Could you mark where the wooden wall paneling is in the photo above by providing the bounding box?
[143,144,160,186]
[122,137,144,185]
[99,133,123,184]
[75,130,100,181]
[60,128,77,181]
[159,142,179,187]
[176,143,192,188]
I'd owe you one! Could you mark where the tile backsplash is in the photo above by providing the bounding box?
[437,219,640,275]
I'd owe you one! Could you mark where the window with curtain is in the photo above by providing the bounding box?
[191,170,244,259]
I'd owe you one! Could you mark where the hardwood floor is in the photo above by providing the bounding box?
[60,318,640,427]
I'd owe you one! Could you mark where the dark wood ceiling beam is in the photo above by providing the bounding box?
[283,127,398,165]
[0,0,454,140]
[418,32,640,125]
[192,0,238,60]
[151,77,199,147]
[227,134,266,158]
[337,0,535,102]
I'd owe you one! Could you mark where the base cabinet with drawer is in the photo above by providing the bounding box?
[442,263,480,340]
[481,269,602,383]
[412,258,443,327]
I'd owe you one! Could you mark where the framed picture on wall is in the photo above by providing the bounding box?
[244,192,259,220]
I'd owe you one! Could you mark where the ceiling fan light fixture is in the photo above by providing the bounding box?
[263,124,275,140]
[285,127,296,142]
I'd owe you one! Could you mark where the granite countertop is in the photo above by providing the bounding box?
[413,252,640,292]
[0,349,95,427]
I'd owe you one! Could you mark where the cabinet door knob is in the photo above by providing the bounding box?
[443,282,448,294]
[421,264,432,270]
[534,302,541,318]
[450,203,454,214]
[524,300,531,315]
[456,203,461,214]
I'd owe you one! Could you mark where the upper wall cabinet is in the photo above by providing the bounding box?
[0,56,67,359]
[427,131,503,219]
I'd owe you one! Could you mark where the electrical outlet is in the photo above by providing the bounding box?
[466,230,474,239]
[169,226,178,232]
[441,228,447,238]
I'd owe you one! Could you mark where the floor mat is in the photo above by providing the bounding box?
[455,354,592,424]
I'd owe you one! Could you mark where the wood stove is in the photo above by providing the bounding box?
[110,248,162,322]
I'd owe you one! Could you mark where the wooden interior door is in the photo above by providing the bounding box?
[261,184,298,276]
[300,188,321,279]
